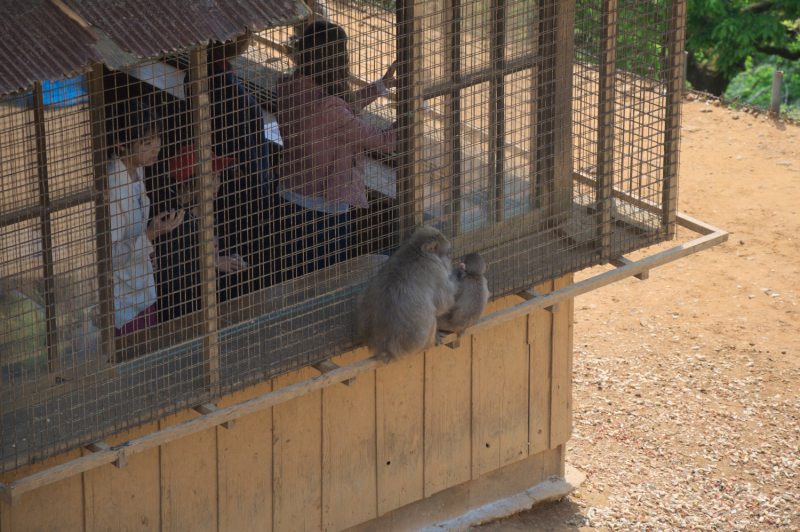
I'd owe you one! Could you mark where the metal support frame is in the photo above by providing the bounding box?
[189,47,221,397]
[0,211,727,506]
[32,82,59,373]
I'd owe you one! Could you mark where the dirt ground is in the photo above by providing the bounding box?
[471,99,800,531]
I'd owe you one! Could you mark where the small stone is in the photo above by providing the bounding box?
[749,295,755,299]
[737,155,743,160]
[731,114,740,120]
[699,108,713,113]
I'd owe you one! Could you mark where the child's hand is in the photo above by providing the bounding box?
[147,209,185,242]
[381,61,397,90]
[217,254,247,273]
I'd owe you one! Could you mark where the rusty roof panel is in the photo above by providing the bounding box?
[0,0,309,97]
[60,0,309,59]
[0,0,102,97]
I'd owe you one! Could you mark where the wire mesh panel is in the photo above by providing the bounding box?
[0,0,684,473]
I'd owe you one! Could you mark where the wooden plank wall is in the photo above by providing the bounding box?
[0,274,574,532]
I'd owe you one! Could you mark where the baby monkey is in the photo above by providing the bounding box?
[437,253,490,339]
[356,227,455,364]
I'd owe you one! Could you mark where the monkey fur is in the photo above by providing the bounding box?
[356,227,456,364]
[437,253,489,337]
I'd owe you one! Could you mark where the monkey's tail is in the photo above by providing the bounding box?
[376,352,393,366]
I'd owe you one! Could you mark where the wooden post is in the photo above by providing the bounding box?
[32,83,59,373]
[189,47,220,397]
[489,0,506,223]
[88,63,116,362]
[552,0,575,225]
[397,0,425,242]
[596,0,618,259]
[444,0,463,237]
[661,0,685,240]
[534,0,557,219]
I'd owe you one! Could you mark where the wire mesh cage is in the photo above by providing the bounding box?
[0,0,684,473]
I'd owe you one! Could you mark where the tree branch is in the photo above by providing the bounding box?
[743,1,774,15]
[754,45,800,61]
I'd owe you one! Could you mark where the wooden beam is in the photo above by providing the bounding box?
[312,360,356,386]
[0,211,725,505]
[610,256,649,280]
[84,441,127,468]
[88,63,117,363]
[189,47,220,397]
[489,0,507,223]
[396,0,425,242]
[661,0,686,240]
[32,82,59,373]
[596,0,619,260]
[443,0,463,238]
[518,289,560,313]
[535,0,557,219]
[194,403,236,429]
[0,188,100,230]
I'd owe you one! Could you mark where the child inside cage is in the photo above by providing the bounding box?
[275,20,397,281]
[152,145,245,323]
[207,30,273,296]
[107,99,184,336]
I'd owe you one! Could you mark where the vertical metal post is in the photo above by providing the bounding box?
[444,0,463,238]
[88,64,116,363]
[661,0,685,240]
[397,0,425,242]
[489,0,507,223]
[32,83,59,374]
[771,70,783,115]
[189,47,220,397]
[595,0,618,259]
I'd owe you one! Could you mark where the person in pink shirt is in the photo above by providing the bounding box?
[275,20,397,281]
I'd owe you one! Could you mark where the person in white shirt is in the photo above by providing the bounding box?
[107,99,184,336]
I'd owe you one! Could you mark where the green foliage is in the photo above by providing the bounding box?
[687,0,800,78]
[576,0,671,79]
[724,55,800,115]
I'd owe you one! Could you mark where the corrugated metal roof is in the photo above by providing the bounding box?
[0,0,102,97]
[0,0,310,97]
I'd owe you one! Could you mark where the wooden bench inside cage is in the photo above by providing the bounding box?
[0,0,726,529]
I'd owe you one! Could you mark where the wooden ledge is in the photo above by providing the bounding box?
[0,212,726,506]
[312,360,356,386]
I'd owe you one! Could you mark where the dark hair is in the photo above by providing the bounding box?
[107,99,162,156]
[294,21,352,106]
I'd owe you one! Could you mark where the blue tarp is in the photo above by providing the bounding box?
[25,76,88,107]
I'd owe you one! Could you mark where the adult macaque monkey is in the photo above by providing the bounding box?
[356,227,456,364]
[437,253,490,339]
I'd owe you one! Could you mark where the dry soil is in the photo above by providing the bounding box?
[470,98,800,531]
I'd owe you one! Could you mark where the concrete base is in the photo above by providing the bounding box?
[345,453,586,532]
